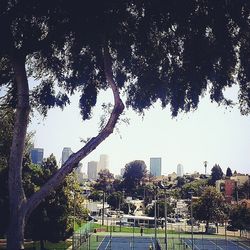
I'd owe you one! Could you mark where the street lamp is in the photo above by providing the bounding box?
[158,181,170,250]
[102,190,105,226]
[188,190,194,250]
[153,185,158,248]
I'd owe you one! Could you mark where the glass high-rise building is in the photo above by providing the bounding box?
[150,157,162,177]
[61,147,73,166]
[31,148,44,165]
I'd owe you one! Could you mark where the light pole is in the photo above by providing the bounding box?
[102,190,105,226]
[159,181,168,250]
[153,186,158,248]
[189,190,194,250]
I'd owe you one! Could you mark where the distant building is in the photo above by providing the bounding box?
[216,179,236,203]
[88,161,98,180]
[31,148,44,165]
[98,154,109,172]
[150,157,162,177]
[61,147,73,166]
[231,175,249,186]
[177,164,184,177]
[74,162,84,184]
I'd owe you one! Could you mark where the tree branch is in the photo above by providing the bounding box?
[25,44,124,217]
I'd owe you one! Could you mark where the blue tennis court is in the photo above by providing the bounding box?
[183,238,250,250]
[97,236,159,250]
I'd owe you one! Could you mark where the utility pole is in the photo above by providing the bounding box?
[158,181,168,250]
[189,191,194,250]
[154,186,158,248]
[102,191,105,226]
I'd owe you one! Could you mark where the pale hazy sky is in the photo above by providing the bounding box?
[28,84,250,176]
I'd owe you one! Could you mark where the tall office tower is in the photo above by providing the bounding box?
[150,157,162,177]
[31,148,44,165]
[97,154,109,172]
[177,164,184,177]
[74,162,84,183]
[87,161,98,180]
[61,147,73,166]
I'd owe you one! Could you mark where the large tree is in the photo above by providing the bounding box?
[122,160,147,194]
[1,1,250,248]
[210,164,224,185]
[226,167,233,177]
[193,186,229,232]
[229,204,250,232]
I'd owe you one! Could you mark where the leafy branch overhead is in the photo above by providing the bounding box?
[1,1,250,117]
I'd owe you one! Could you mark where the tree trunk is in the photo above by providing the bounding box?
[6,45,124,249]
[40,239,45,250]
[7,54,30,249]
[205,221,209,233]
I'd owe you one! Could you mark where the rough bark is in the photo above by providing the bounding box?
[7,53,30,250]
[7,45,124,249]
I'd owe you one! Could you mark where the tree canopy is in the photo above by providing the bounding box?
[226,167,233,177]
[229,204,250,231]
[1,1,250,117]
[1,1,250,248]
[210,164,224,185]
[193,186,229,232]
[122,160,147,193]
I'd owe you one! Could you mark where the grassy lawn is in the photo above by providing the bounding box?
[0,240,71,250]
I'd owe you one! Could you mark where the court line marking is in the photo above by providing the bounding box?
[209,240,223,250]
[231,240,249,250]
[238,241,250,249]
[186,239,201,250]
[97,235,107,250]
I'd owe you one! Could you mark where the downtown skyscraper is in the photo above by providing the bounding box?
[150,157,162,177]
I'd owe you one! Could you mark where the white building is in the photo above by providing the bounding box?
[87,161,98,180]
[98,154,109,172]
[177,164,184,177]
[61,147,73,166]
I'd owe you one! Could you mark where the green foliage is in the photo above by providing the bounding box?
[210,164,224,186]
[94,169,114,191]
[24,156,88,243]
[2,1,250,117]
[88,191,102,202]
[181,179,208,198]
[122,160,147,194]
[176,177,186,188]
[229,204,250,231]
[237,181,250,200]
[226,167,233,177]
[193,186,228,231]
[120,202,136,215]
[146,200,174,218]
[107,192,123,210]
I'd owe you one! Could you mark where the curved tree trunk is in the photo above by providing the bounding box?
[7,54,29,250]
[6,45,124,249]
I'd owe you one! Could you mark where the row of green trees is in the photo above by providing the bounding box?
[0,109,88,248]
[88,160,250,234]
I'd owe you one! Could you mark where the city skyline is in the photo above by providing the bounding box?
[28,85,250,176]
